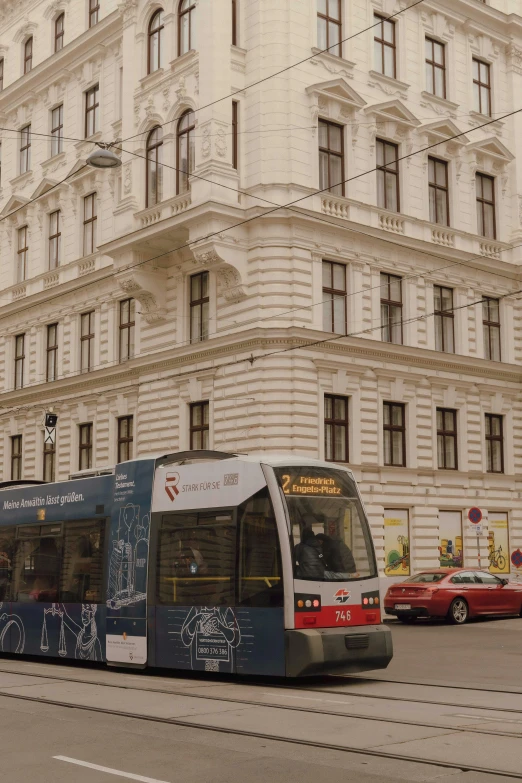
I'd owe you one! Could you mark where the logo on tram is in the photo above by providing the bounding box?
[334,589,351,604]
[165,472,181,502]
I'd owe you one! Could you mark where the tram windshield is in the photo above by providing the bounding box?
[274,467,376,581]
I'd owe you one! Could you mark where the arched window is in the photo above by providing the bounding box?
[55,14,65,52]
[24,37,33,74]
[146,126,163,207]
[178,0,196,56]
[148,9,164,74]
[177,110,195,194]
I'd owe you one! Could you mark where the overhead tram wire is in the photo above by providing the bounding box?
[117,0,427,145]
[1,286,521,419]
[1,104,522,324]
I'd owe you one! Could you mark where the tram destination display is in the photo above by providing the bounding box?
[280,469,353,497]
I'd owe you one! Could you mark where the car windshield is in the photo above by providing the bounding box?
[405,573,446,583]
[274,467,376,581]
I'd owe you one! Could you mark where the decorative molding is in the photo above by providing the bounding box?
[116,267,168,324]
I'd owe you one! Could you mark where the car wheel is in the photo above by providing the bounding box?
[398,616,417,623]
[448,598,468,625]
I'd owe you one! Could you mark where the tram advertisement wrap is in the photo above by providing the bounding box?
[105,459,156,665]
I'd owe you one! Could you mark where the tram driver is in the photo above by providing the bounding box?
[294,515,356,580]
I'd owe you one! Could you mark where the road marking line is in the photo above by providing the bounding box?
[53,756,171,783]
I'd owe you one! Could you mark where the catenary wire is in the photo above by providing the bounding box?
[1,287,520,417]
[0,104,521,326]
[118,0,426,144]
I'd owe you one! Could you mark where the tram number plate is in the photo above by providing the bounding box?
[395,604,411,610]
[335,610,351,623]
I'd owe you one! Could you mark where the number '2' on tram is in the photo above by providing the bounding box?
[0,451,392,676]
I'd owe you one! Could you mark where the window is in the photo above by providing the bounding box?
[437,408,458,470]
[60,519,105,603]
[17,226,28,283]
[190,272,209,343]
[324,394,349,462]
[473,58,491,116]
[79,423,93,470]
[322,261,346,333]
[476,173,496,239]
[380,272,402,344]
[43,437,55,483]
[232,0,238,45]
[80,311,95,373]
[14,335,25,390]
[51,104,63,157]
[24,37,33,74]
[11,436,22,481]
[177,110,195,194]
[89,0,100,28]
[46,323,58,382]
[20,125,31,174]
[318,119,344,196]
[119,298,135,362]
[237,487,283,607]
[179,0,196,56]
[49,210,61,269]
[317,0,341,57]
[377,139,399,211]
[148,9,164,73]
[483,297,501,361]
[117,416,133,463]
[374,14,396,78]
[13,524,62,603]
[232,101,238,170]
[434,285,454,353]
[85,84,99,138]
[156,509,236,607]
[0,59,4,91]
[146,126,163,207]
[190,401,209,449]
[83,193,97,255]
[425,38,446,98]
[11,519,105,606]
[485,414,504,473]
[55,13,65,52]
[383,402,406,467]
[428,157,449,226]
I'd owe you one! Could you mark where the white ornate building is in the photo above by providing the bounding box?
[1,0,522,584]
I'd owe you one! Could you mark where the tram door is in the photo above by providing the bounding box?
[154,486,285,675]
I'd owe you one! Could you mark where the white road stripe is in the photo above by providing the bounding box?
[53,756,171,783]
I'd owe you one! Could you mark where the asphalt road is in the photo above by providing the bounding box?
[368,617,522,689]
[0,618,521,783]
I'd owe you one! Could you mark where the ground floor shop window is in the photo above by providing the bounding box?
[438,511,463,568]
[384,509,409,576]
[488,512,509,574]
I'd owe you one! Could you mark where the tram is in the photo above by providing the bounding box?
[0,452,392,676]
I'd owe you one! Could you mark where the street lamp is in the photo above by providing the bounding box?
[86,143,122,169]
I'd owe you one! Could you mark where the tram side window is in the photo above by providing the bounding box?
[237,488,283,607]
[13,524,63,602]
[61,519,105,603]
[157,511,235,606]
[0,527,16,601]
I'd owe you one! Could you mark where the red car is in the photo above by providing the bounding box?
[384,568,522,624]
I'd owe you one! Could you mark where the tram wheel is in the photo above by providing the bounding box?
[448,598,468,625]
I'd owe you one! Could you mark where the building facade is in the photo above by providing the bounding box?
[0,0,522,587]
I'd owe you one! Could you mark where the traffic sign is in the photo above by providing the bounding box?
[467,507,483,535]
[511,549,522,569]
[44,427,56,446]
[468,507,482,524]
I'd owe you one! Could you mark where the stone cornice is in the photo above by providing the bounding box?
[0,327,521,411]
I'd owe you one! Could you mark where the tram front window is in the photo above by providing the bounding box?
[275,467,376,581]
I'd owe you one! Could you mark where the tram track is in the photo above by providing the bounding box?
[0,660,521,741]
[0,673,521,781]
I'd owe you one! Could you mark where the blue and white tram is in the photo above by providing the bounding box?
[0,451,392,676]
